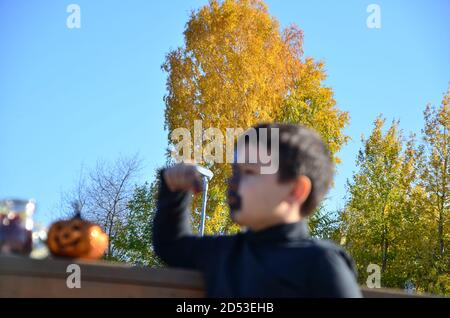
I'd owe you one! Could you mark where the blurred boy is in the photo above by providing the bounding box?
[153,123,362,298]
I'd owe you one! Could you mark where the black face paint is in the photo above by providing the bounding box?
[227,163,242,217]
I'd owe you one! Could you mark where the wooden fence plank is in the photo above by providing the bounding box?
[0,255,439,298]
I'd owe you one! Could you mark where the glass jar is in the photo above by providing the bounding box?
[0,199,35,255]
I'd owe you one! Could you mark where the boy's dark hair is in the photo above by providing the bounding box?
[246,122,335,217]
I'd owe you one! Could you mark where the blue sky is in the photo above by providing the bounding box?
[0,0,449,227]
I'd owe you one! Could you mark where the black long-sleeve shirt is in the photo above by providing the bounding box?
[153,169,362,298]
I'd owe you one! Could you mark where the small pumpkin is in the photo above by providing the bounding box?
[47,203,108,260]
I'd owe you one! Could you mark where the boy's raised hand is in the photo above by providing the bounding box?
[163,161,203,193]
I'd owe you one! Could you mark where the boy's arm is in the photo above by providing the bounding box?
[152,168,220,270]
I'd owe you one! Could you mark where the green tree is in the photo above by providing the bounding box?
[341,88,450,296]
[308,203,342,241]
[416,89,449,294]
[342,117,411,287]
[113,179,163,267]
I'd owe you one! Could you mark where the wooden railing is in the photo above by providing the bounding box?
[0,255,435,298]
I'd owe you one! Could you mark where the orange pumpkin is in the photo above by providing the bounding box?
[47,206,108,260]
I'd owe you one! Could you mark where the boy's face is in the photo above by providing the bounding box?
[228,142,301,231]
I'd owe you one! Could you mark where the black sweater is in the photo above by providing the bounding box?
[153,170,362,298]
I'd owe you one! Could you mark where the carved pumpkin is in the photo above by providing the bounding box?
[46,204,108,260]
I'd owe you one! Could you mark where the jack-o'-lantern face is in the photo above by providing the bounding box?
[47,217,108,260]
